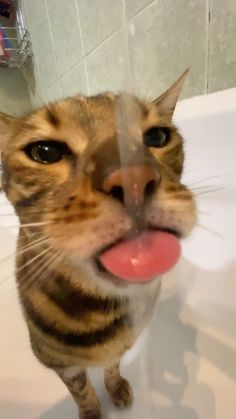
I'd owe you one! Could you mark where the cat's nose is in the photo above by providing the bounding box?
[102,165,160,207]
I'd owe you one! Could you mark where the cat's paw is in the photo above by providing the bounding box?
[107,377,134,408]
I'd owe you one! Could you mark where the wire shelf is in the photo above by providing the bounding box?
[0,26,32,69]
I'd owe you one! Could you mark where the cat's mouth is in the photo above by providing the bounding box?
[94,227,181,283]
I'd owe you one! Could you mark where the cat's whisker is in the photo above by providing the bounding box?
[21,250,52,283]
[0,246,52,287]
[196,223,225,240]
[0,221,51,230]
[0,237,51,265]
[19,222,51,228]
[2,248,57,295]
[186,172,236,187]
[0,247,52,287]
[0,208,49,216]
[17,236,50,252]
[0,213,17,216]
[21,249,62,294]
[197,209,211,216]
[0,209,45,214]
[193,187,225,198]
[16,246,52,273]
[190,184,223,192]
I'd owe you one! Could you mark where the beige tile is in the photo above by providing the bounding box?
[128,0,207,99]
[125,0,154,19]
[0,69,31,116]
[28,91,42,109]
[208,0,236,92]
[77,0,123,54]
[23,0,58,91]
[86,29,129,94]
[21,0,30,30]
[46,0,83,76]
[22,56,44,109]
[21,1,40,108]
[43,80,63,104]
[61,61,88,97]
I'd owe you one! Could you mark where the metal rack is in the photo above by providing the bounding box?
[0,25,32,69]
[0,0,32,69]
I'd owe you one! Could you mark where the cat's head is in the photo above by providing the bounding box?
[0,71,197,293]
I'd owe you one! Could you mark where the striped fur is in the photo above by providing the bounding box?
[0,72,197,418]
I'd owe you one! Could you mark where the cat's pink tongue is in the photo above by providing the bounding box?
[99,231,181,282]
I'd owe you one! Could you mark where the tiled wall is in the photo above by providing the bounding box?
[0,69,31,115]
[21,0,236,107]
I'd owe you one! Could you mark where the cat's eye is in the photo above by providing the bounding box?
[25,141,71,164]
[144,127,170,148]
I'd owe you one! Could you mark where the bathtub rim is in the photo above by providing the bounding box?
[175,87,236,122]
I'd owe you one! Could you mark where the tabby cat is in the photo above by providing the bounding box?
[0,71,196,419]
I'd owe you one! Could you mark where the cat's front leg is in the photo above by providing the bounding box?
[57,367,101,419]
[104,362,134,408]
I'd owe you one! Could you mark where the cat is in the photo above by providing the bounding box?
[0,70,196,419]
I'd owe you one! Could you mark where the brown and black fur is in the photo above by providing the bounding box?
[0,71,197,418]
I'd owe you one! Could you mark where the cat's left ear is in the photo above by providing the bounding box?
[0,112,16,151]
[153,69,189,119]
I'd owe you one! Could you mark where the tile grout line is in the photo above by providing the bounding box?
[74,0,90,95]
[22,0,163,102]
[41,79,64,100]
[24,0,156,102]
[128,0,157,22]
[59,59,84,81]
[75,1,156,63]
[55,29,120,83]
[85,26,121,60]
[82,0,158,60]
[44,0,62,99]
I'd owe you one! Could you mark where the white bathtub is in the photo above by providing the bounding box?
[0,89,235,419]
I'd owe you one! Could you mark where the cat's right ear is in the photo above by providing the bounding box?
[0,112,16,151]
[153,70,189,119]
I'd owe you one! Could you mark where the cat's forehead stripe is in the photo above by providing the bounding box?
[24,95,154,144]
[45,108,61,128]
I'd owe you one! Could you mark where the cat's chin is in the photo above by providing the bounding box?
[92,258,162,297]
[94,258,132,287]
[68,250,161,297]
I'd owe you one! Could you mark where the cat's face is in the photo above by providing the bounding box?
[0,72,197,291]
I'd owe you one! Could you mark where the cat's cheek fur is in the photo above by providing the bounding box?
[43,212,132,261]
[146,195,197,238]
